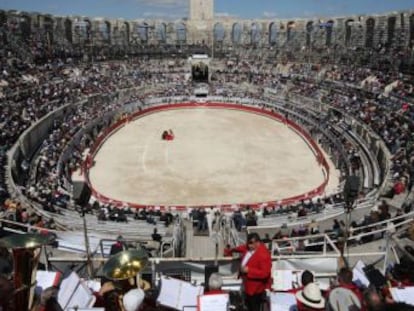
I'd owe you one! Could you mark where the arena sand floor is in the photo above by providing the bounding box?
[88,106,340,206]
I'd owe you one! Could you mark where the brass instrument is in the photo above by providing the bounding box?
[102,249,150,290]
[100,250,150,310]
[103,249,148,280]
[0,233,50,311]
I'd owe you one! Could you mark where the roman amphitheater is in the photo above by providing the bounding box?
[0,0,414,310]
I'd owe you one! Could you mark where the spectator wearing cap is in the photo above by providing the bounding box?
[296,283,325,311]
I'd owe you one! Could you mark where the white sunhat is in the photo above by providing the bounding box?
[296,283,325,309]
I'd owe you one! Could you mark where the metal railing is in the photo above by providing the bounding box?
[42,219,411,284]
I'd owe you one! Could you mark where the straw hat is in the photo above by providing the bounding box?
[296,283,325,309]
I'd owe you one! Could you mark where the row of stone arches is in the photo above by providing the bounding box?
[0,12,188,45]
[0,12,54,43]
[1,10,414,48]
[210,16,414,47]
[70,19,188,44]
[346,15,413,48]
[212,21,334,46]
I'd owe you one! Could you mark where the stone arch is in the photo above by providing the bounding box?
[213,22,225,42]
[137,22,149,42]
[325,20,334,46]
[104,20,111,42]
[269,22,277,45]
[0,10,6,26]
[345,19,354,46]
[306,21,314,47]
[166,22,175,43]
[365,17,375,48]
[122,21,130,44]
[387,16,396,47]
[157,23,167,43]
[19,14,32,42]
[176,22,186,43]
[287,21,296,42]
[98,20,111,42]
[43,16,55,44]
[251,22,261,44]
[410,14,414,48]
[64,18,73,43]
[73,18,91,42]
[84,18,92,41]
[232,23,242,44]
[111,23,120,44]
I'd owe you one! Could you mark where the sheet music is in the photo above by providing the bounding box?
[58,272,81,309]
[179,281,204,310]
[316,279,331,291]
[65,281,95,310]
[158,277,182,309]
[352,260,370,288]
[390,287,414,305]
[269,292,297,311]
[85,279,101,292]
[57,272,95,310]
[157,276,204,310]
[272,270,294,291]
[36,270,60,290]
[198,294,229,311]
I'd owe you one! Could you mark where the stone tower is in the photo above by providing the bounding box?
[188,0,214,45]
[189,0,214,21]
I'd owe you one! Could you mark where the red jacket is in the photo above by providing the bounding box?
[233,243,272,296]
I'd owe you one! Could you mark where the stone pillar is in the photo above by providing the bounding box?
[189,0,214,21]
[187,20,213,45]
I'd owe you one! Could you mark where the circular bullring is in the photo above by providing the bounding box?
[86,102,339,208]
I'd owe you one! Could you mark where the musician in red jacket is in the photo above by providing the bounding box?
[231,233,272,311]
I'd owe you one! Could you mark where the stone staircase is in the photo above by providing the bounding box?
[185,219,224,259]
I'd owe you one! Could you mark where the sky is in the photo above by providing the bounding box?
[0,0,413,20]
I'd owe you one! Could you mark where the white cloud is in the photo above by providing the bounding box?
[142,11,185,19]
[131,0,188,19]
[135,0,187,8]
[263,11,279,18]
[215,12,237,18]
